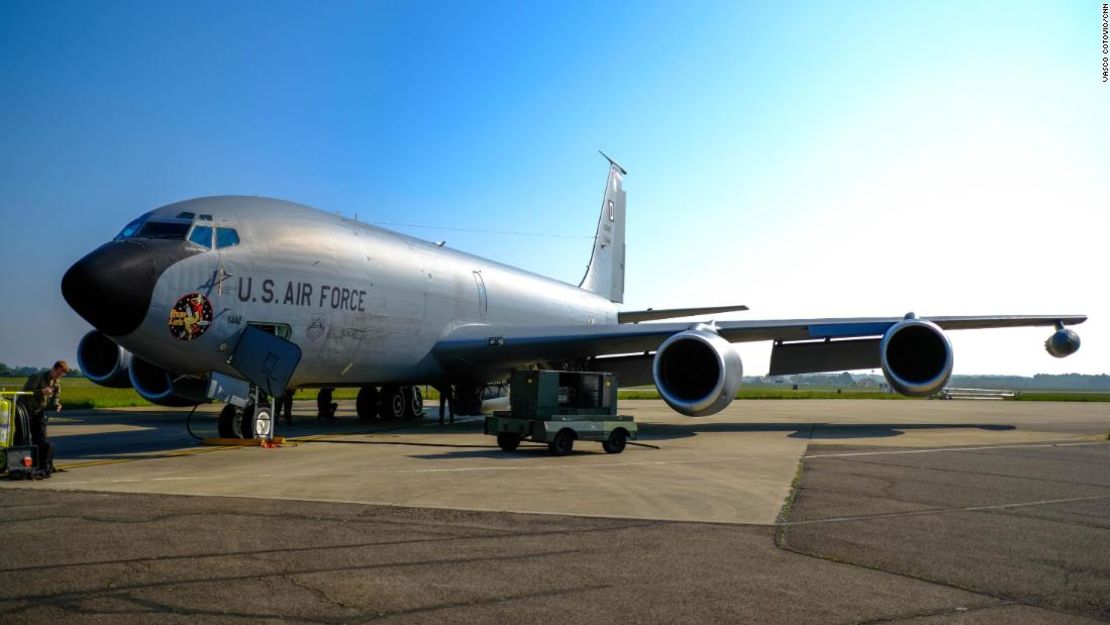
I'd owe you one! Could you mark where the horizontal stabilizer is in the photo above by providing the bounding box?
[618,304,749,324]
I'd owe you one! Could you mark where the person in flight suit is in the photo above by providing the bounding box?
[21,360,69,474]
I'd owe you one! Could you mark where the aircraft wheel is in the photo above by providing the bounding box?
[497,432,521,452]
[405,386,424,419]
[602,429,627,454]
[216,404,236,437]
[382,385,406,420]
[253,407,272,439]
[548,429,575,456]
[237,406,255,439]
[356,385,380,421]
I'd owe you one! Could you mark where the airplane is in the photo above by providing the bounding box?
[61,154,1085,439]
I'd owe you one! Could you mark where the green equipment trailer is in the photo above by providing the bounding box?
[484,370,637,456]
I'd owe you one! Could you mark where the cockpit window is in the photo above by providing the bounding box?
[136,220,191,239]
[188,225,214,248]
[215,228,240,249]
[115,215,147,240]
[115,212,234,245]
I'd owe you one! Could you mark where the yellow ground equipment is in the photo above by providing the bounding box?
[1,391,40,478]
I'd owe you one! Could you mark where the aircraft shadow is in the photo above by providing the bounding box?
[45,408,1016,462]
[47,409,468,461]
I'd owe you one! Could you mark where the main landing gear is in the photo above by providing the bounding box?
[217,402,272,440]
[356,385,424,421]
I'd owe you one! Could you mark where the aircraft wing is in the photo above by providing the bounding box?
[433,314,1087,372]
[617,304,749,323]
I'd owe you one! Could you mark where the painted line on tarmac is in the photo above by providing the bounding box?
[778,494,1110,526]
[804,441,1109,459]
[40,475,210,486]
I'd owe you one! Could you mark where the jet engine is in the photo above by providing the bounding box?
[128,357,209,407]
[76,330,133,388]
[1045,327,1081,358]
[652,326,743,416]
[879,318,954,396]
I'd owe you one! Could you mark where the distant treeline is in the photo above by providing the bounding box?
[0,363,83,378]
[750,372,1110,391]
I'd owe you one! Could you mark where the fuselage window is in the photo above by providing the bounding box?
[188,225,214,249]
[216,228,240,249]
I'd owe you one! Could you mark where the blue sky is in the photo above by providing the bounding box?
[1,0,1105,375]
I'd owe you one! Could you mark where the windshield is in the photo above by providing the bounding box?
[135,220,191,239]
[114,213,193,241]
[115,212,238,245]
[115,214,149,240]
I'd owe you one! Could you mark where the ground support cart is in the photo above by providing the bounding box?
[483,370,637,456]
[1,390,45,478]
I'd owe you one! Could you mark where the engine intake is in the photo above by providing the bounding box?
[76,330,133,388]
[880,318,953,397]
[653,327,742,416]
[129,357,208,407]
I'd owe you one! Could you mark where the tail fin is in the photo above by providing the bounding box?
[579,152,626,303]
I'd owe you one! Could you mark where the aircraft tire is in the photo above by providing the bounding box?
[253,408,272,439]
[238,406,255,439]
[218,405,237,438]
[405,386,424,419]
[382,385,406,420]
[497,432,521,452]
[356,386,380,421]
[602,429,627,454]
[548,429,575,456]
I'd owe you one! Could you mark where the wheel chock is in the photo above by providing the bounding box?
[201,437,287,447]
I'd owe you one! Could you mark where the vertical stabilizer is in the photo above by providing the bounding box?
[579,153,626,303]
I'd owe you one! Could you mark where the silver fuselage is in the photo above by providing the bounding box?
[116,197,617,387]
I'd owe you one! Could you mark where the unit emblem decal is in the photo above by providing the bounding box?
[306,315,325,341]
[168,293,214,341]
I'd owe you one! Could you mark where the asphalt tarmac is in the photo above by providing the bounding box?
[0,399,1107,623]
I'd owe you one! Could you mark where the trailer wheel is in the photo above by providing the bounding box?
[602,429,628,454]
[548,429,575,456]
[496,432,521,452]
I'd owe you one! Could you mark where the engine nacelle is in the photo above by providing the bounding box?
[1045,328,1081,358]
[76,330,133,388]
[128,357,209,407]
[653,327,743,416]
[880,318,953,397]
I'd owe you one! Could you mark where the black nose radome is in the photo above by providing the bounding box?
[62,240,199,336]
